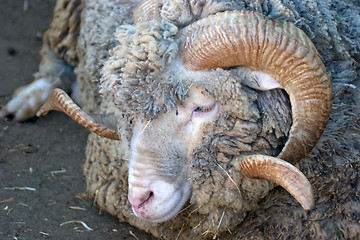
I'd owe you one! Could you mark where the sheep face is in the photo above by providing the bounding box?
[127,85,219,222]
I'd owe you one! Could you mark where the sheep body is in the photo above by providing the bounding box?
[86,0,360,239]
[2,0,360,239]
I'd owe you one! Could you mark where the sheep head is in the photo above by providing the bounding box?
[37,8,332,224]
[127,84,218,221]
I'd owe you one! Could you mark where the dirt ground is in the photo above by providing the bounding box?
[0,1,152,239]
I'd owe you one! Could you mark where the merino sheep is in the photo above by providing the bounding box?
[1,0,360,239]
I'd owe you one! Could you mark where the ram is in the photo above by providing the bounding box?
[1,0,359,239]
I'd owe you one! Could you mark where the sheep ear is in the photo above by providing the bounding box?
[243,71,283,91]
[36,88,120,140]
[236,154,314,210]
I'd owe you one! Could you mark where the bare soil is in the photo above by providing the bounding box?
[0,1,152,239]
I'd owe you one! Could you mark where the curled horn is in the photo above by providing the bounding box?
[178,10,332,164]
[133,0,164,24]
[238,155,314,210]
[36,88,120,140]
[178,10,332,209]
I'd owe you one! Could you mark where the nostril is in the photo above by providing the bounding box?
[147,191,154,201]
[139,191,154,208]
[129,190,155,210]
[148,191,154,202]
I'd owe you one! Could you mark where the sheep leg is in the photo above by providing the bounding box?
[0,46,75,121]
[0,0,82,121]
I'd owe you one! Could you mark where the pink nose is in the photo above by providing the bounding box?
[128,190,154,212]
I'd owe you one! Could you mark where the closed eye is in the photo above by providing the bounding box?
[191,102,217,118]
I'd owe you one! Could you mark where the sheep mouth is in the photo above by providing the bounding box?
[132,182,191,223]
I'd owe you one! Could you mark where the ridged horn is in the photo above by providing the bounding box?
[237,155,314,210]
[133,0,163,24]
[178,10,332,164]
[36,88,120,140]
